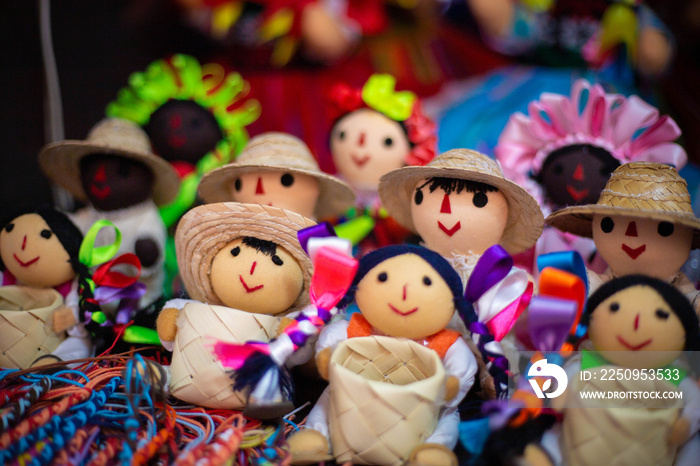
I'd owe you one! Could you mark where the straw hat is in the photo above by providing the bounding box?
[198,132,355,219]
[175,202,315,309]
[546,162,700,248]
[39,118,180,206]
[379,149,544,254]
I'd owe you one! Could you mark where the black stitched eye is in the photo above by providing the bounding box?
[414,189,423,205]
[609,302,619,312]
[553,164,563,175]
[272,255,284,266]
[658,222,674,237]
[378,272,388,282]
[338,130,345,140]
[656,309,670,320]
[384,137,393,147]
[423,276,432,286]
[40,229,52,239]
[281,173,294,187]
[473,192,488,208]
[234,178,242,192]
[118,163,130,177]
[4,223,14,233]
[231,247,241,256]
[601,217,614,233]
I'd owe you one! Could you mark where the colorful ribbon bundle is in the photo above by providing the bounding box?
[211,223,358,410]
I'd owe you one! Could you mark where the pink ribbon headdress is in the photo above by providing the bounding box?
[495,79,686,208]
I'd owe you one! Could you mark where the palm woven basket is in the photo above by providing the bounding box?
[328,335,446,465]
[0,286,65,369]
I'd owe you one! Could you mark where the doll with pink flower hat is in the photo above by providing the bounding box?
[327,73,437,254]
[495,79,686,273]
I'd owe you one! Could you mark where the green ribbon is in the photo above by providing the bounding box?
[78,220,122,268]
[361,74,416,122]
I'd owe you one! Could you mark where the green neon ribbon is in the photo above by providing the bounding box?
[361,74,416,122]
[78,220,122,268]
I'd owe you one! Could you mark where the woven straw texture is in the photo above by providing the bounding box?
[175,202,315,310]
[197,132,354,219]
[169,301,280,409]
[379,149,543,255]
[328,336,445,465]
[0,286,65,369]
[563,369,682,466]
[546,162,700,247]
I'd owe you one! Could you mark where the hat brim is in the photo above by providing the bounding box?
[175,202,316,309]
[39,140,181,206]
[198,163,355,220]
[546,205,700,249]
[379,165,544,255]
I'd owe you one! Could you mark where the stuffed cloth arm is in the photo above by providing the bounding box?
[442,337,478,409]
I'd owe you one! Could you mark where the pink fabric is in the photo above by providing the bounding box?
[486,281,533,342]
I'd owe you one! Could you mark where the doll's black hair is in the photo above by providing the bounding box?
[475,414,557,466]
[582,274,700,351]
[416,177,499,196]
[241,237,277,257]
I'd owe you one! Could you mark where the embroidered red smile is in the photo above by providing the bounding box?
[351,154,370,167]
[13,253,39,267]
[438,221,461,237]
[239,276,264,293]
[89,184,111,200]
[388,303,418,316]
[622,244,646,259]
[566,185,589,202]
[617,335,652,351]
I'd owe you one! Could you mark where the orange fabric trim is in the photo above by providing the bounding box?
[346,313,460,359]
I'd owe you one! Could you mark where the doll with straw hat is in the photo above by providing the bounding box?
[546,162,700,312]
[198,132,355,221]
[39,118,180,308]
[155,202,315,412]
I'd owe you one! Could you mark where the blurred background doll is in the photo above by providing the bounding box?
[287,245,478,465]
[39,118,181,309]
[156,202,314,412]
[328,73,437,253]
[495,79,687,273]
[546,162,700,313]
[548,275,700,466]
[198,132,355,221]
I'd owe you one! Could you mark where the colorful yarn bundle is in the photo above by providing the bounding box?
[0,352,294,465]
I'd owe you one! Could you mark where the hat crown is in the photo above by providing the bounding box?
[85,118,153,155]
[427,149,505,180]
[236,132,320,172]
[597,162,692,215]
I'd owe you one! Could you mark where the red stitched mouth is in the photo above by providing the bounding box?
[13,253,39,267]
[617,335,652,351]
[438,221,461,237]
[89,184,111,200]
[566,185,589,202]
[388,303,418,316]
[168,134,187,148]
[239,276,264,293]
[622,244,646,259]
[351,154,370,167]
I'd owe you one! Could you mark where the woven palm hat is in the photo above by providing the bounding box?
[546,162,700,248]
[39,118,180,206]
[198,132,355,219]
[175,202,316,310]
[379,149,544,254]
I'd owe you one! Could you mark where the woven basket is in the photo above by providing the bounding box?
[169,301,280,409]
[328,336,446,465]
[0,286,65,369]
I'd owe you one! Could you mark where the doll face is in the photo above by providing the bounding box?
[588,285,686,368]
[354,253,456,339]
[539,145,619,209]
[210,237,304,315]
[410,178,509,257]
[330,108,411,192]
[592,214,692,280]
[145,100,223,165]
[80,153,154,211]
[0,214,75,288]
[228,171,320,219]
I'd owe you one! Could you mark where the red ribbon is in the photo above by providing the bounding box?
[91,253,142,289]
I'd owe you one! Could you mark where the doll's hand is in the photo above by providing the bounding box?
[668,416,691,446]
[316,347,332,381]
[156,307,179,342]
[276,316,294,337]
[52,306,77,333]
[637,27,672,77]
[445,375,460,402]
[135,238,160,268]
